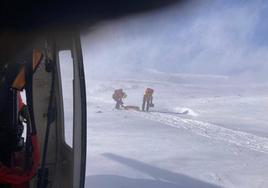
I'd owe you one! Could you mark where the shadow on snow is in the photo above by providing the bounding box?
[85,153,222,188]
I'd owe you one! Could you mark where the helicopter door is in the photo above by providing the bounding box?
[54,33,87,188]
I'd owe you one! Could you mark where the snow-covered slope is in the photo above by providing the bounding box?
[85,76,268,188]
[80,1,268,187]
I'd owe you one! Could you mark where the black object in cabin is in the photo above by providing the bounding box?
[0,65,24,166]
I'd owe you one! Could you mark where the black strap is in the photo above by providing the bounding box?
[39,58,55,188]
[25,59,37,135]
[24,59,36,172]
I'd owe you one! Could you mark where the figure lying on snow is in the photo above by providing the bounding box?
[112,89,127,109]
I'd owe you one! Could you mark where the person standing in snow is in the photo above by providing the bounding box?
[142,88,154,111]
[112,89,127,109]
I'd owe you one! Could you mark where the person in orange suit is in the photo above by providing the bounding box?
[112,89,127,109]
[142,88,154,111]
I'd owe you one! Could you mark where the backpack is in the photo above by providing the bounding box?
[145,88,154,94]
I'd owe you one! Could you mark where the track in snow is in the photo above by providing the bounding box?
[131,111,268,154]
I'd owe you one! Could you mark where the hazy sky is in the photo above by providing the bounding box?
[82,0,268,82]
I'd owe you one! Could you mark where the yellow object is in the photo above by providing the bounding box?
[12,49,43,90]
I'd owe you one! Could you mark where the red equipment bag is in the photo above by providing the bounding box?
[0,135,40,185]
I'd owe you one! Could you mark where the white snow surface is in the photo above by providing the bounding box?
[173,107,199,117]
[84,76,268,188]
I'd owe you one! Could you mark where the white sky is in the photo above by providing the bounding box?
[82,0,268,83]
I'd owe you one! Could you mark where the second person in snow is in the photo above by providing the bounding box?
[142,88,154,111]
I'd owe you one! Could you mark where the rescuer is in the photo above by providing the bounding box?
[112,89,127,109]
[142,88,154,111]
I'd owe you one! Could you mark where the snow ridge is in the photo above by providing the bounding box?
[132,111,268,154]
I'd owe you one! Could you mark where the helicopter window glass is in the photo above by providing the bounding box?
[59,50,74,148]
